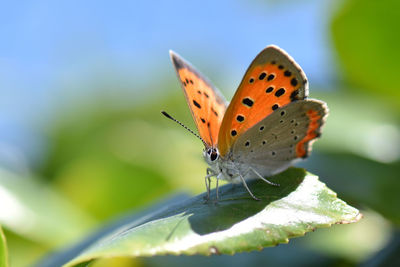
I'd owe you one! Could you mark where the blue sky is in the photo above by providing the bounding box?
[0,0,335,166]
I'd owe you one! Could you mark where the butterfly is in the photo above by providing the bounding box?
[163,45,328,200]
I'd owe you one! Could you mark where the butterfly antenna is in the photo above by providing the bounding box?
[161,111,207,147]
[207,122,214,147]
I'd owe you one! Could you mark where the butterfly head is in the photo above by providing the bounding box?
[204,147,220,165]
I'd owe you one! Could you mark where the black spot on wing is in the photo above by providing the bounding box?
[266,86,274,93]
[193,100,201,109]
[290,90,300,101]
[275,88,286,97]
[284,70,292,77]
[236,115,245,122]
[267,74,275,81]
[211,107,218,117]
[242,97,254,107]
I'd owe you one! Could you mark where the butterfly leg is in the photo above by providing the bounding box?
[249,167,280,187]
[204,168,215,201]
[238,173,260,201]
[215,177,220,201]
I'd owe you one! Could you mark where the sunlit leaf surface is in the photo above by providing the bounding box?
[301,152,400,225]
[65,168,361,266]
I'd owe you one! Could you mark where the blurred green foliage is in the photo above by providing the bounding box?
[2,230,46,267]
[0,169,95,245]
[332,0,400,111]
[0,226,8,267]
[38,92,207,221]
[1,0,400,266]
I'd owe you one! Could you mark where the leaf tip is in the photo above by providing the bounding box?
[338,212,363,224]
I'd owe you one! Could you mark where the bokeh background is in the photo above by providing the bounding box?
[1,0,399,266]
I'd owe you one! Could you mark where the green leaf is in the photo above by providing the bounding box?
[65,168,361,266]
[301,151,400,225]
[0,226,8,267]
[331,0,400,110]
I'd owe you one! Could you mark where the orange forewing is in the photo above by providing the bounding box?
[218,46,308,156]
[170,51,227,147]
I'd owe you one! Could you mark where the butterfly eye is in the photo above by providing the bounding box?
[210,151,218,161]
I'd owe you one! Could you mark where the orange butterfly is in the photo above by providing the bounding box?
[164,45,328,200]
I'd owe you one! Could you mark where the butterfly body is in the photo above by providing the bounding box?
[168,45,328,200]
[204,148,281,187]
